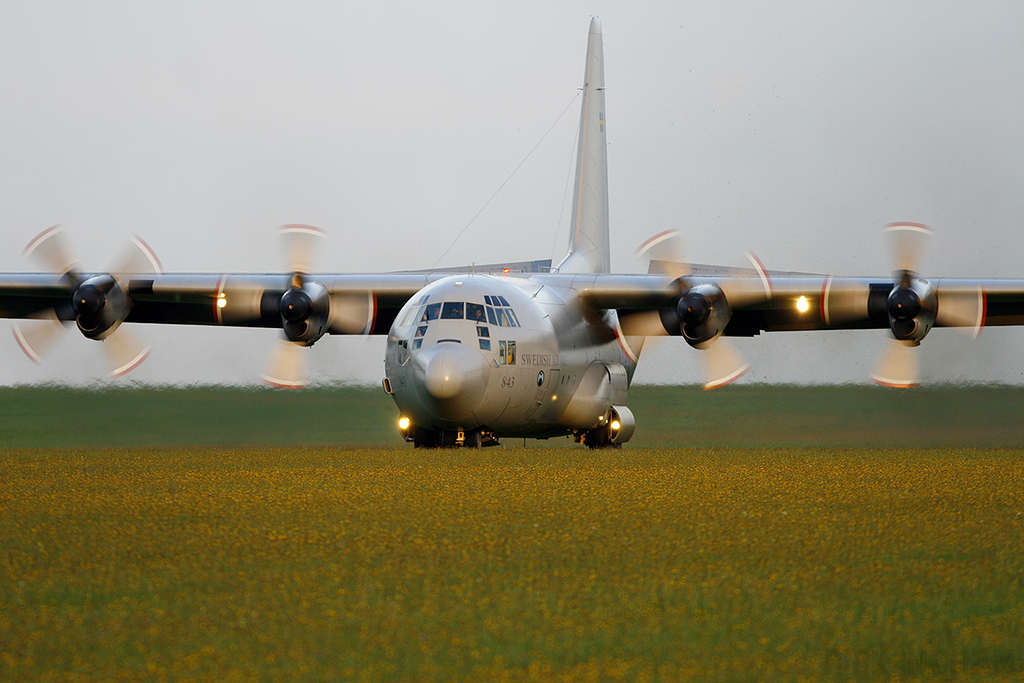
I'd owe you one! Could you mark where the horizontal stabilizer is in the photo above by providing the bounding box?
[648,260,824,279]
[393,259,552,276]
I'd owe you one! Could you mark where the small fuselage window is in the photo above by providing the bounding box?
[498,340,516,365]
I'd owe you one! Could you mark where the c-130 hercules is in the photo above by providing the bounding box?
[3,18,1024,447]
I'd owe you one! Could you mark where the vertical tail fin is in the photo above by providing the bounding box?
[556,17,610,274]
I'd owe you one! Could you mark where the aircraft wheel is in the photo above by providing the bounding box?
[585,427,611,449]
[413,427,439,448]
[463,429,482,448]
[439,429,459,448]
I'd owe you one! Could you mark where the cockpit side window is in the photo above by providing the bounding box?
[399,305,422,328]
[441,302,464,319]
[422,303,441,321]
[481,294,520,327]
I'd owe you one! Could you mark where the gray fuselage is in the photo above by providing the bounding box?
[384,274,640,440]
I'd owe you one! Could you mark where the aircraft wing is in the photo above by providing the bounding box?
[132,273,443,335]
[6,270,1024,336]
[558,273,1024,336]
[0,272,438,336]
[731,277,1024,335]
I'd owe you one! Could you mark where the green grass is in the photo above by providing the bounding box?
[0,385,397,448]
[1,383,1022,448]
[1,447,1022,682]
[627,384,1024,448]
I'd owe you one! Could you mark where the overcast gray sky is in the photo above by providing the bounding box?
[2,1,1023,386]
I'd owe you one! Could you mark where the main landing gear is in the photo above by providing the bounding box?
[574,407,634,449]
[399,419,496,448]
[575,426,620,449]
[417,428,492,448]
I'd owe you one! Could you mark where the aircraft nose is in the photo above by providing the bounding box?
[424,349,464,399]
[414,342,490,419]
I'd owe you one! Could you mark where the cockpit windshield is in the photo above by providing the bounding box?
[441,302,464,319]
[410,298,520,328]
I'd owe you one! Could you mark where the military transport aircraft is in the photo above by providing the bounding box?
[2,18,1024,448]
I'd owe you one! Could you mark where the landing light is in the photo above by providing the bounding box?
[611,420,621,431]
[217,296,227,308]
[796,296,809,313]
[398,416,411,430]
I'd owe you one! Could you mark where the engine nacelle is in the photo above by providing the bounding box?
[608,405,635,445]
[72,275,132,341]
[886,277,936,345]
[677,284,731,350]
[280,281,330,346]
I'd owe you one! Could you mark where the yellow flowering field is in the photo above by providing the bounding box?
[1,447,1022,682]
